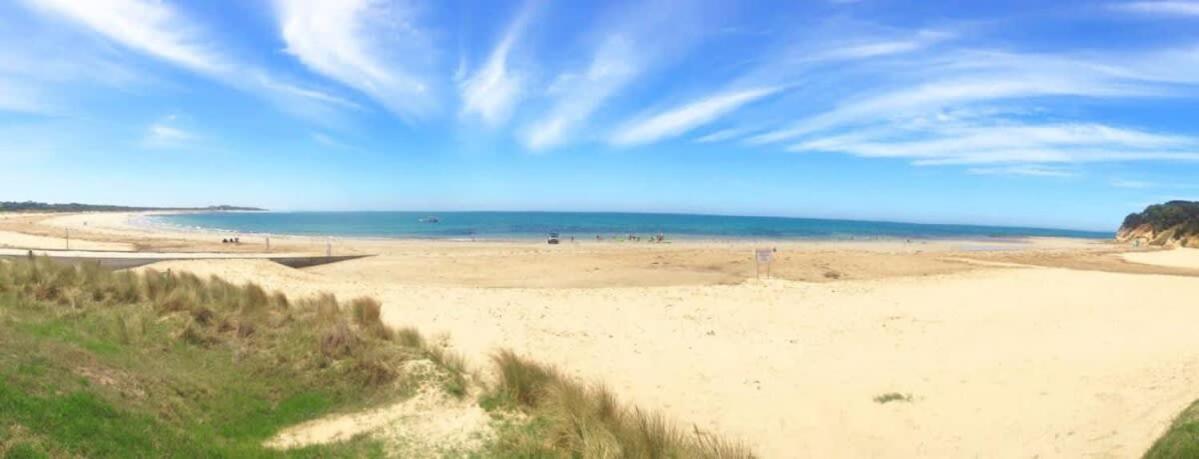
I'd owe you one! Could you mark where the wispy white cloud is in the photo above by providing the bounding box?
[792,123,1199,165]
[695,127,755,143]
[0,78,53,114]
[1111,178,1199,189]
[750,72,1146,145]
[253,73,362,110]
[459,4,534,126]
[274,0,438,121]
[311,132,351,150]
[523,36,642,150]
[610,86,781,146]
[967,165,1077,177]
[22,0,355,120]
[521,0,710,151]
[809,30,952,62]
[25,0,226,74]
[1111,179,1155,188]
[1111,1,1199,16]
[142,115,195,149]
[743,42,1199,148]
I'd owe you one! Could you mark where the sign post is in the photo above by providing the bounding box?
[65,228,70,250]
[755,248,774,279]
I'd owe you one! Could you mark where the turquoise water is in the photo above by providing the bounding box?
[150,211,1112,240]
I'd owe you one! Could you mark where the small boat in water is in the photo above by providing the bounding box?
[418,216,440,223]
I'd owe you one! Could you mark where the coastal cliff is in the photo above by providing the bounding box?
[1117,201,1199,247]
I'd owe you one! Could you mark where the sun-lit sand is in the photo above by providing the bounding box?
[1122,248,1199,270]
[4,211,1199,457]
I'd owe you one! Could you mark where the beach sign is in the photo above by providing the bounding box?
[755,248,774,278]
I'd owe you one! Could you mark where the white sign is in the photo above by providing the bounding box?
[755,248,775,279]
[755,248,774,264]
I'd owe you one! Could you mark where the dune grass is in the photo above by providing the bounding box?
[1145,399,1199,458]
[0,257,450,457]
[0,257,753,458]
[479,350,754,458]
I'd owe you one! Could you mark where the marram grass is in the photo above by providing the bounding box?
[0,257,753,458]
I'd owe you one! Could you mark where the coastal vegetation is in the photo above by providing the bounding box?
[1145,400,1199,458]
[0,256,750,457]
[0,201,263,213]
[480,350,752,457]
[1118,200,1199,247]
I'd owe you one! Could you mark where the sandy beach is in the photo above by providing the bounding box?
[4,211,1199,457]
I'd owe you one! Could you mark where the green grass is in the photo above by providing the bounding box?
[0,258,436,457]
[1145,399,1199,459]
[0,257,753,458]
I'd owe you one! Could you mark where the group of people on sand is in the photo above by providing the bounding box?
[221,237,240,244]
[593,233,667,243]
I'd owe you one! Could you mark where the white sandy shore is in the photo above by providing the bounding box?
[1122,248,1199,269]
[3,211,1195,457]
[0,227,133,251]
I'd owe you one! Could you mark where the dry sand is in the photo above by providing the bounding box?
[4,212,1199,457]
[1122,248,1199,269]
[266,361,494,455]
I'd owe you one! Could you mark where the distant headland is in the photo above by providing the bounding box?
[0,201,264,213]
[1118,200,1199,247]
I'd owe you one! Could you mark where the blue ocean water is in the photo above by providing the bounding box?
[150,211,1113,240]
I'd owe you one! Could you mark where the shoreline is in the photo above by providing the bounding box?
[31,210,1115,249]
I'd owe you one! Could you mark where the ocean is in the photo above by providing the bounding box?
[148,211,1113,241]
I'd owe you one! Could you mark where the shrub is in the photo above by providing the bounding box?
[241,283,270,315]
[312,293,339,322]
[395,327,425,348]
[155,288,198,313]
[492,349,559,408]
[873,392,912,404]
[483,351,756,458]
[349,297,383,329]
[1123,201,1199,236]
[319,321,357,359]
[270,291,289,309]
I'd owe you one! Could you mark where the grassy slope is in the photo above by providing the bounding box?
[1145,400,1199,459]
[0,262,412,457]
[0,258,751,458]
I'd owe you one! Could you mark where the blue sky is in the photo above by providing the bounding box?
[4,0,1199,231]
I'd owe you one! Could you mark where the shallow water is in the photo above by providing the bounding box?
[152,211,1112,241]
